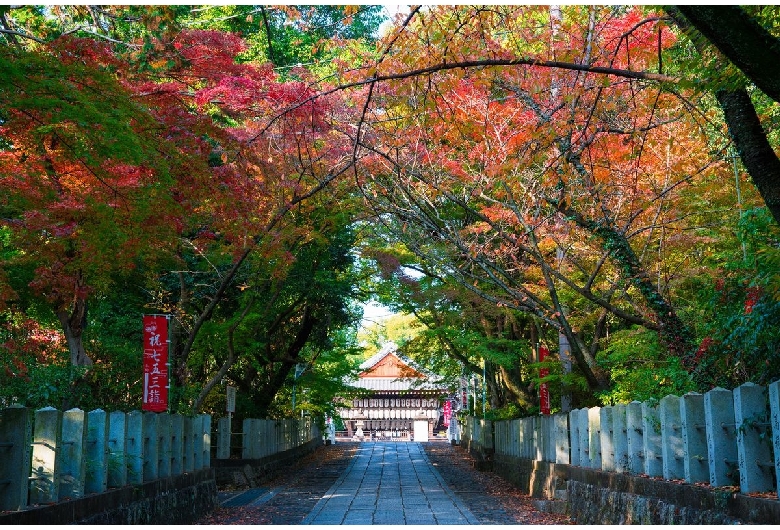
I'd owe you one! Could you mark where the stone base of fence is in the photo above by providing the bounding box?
[213,436,323,488]
[492,454,567,499]
[493,453,780,524]
[0,468,216,525]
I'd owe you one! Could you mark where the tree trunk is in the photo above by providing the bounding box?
[57,298,92,366]
[674,6,780,103]
[498,364,533,408]
[717,89,780,224]
[668,6,780,225]
[485,360,503,410]
[557,204,695,366]
[252,305,318,416]
[192,299,255,413]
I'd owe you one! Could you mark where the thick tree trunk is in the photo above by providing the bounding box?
[717,89,780,224]
[485,360,503,410]
[252,305,318,417]
[498,364,533,408]
[57,298,93,366]
[674,6,780,103]
[668,7,780,226]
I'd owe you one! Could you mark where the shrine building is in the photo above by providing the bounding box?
[337,344,450,441]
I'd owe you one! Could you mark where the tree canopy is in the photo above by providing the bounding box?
[1,5,778,421]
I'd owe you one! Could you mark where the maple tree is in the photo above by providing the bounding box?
[143,26,370,414]
[347,6,727,394]
[0,41,187,366]
[1,5,778,417]
[1,7,371,412]
[357,5,779,410]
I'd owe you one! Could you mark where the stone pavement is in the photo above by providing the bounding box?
[200,441,571,525]
[302,442,479,525]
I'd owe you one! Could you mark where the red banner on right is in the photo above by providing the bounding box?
[539,345,550,415]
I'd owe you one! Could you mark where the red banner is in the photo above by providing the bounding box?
[143,315,169,412]
[539,345,550,415]
[443,399,452,427]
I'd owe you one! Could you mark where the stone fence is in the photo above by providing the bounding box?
[215,416,320,460]
[0,405,321,521]
[0,406,212,512]
[461,382,780,523]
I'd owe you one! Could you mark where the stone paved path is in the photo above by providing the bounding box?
[198,441,572,525]
[303,442,479,525]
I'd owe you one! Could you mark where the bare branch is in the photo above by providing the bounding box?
[0,27,44,43]
[250,56,679,144]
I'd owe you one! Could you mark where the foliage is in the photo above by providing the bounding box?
[358,312,422,356]
[0,311,71,408]
[2,5,780,419]
[691,208,780,388]
[596,327,695,405]
[184,5,383,71]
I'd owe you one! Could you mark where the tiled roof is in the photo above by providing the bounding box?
[350,377,446,391]
[359,342,429,374]
[359,342,403,370]
[347,342,449,392]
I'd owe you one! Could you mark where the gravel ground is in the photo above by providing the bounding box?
[196,441,572,525]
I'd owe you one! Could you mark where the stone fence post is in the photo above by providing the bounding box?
[482,419,494,453]
[182,416,193,473]
[108,411,127,488]
[554,413,570,465]
[734,382,773,494]
[587,407,601,469]
[126,411,143,485]
[680,393,708,484]
[522,416,533,459]
[30,407,62,505]
[60,408,87,500]
[533,416,542,461]
[704,387,738,486]
[577,408,590,467]
[242,418,253,459]
[642,402,662,477]
[0,406,32,511]
[202,414,211,468]
[660,395,684,481]
[612,404,628,473]
[171,413,183,476]
[217,417,231,459]
[599,406,614,472]
[143,412,159,481]
[86,409,108,495]
[626,401,644,474]
[193,415,204,471]
[569,409,581,466]
[770,381,780,500]
[158,414,171,479]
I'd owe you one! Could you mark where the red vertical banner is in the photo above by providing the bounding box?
[143,315,169,412]
[539,345,551,415]
[443,400,452,427]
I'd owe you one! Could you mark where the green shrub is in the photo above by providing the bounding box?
[596,326,694,405]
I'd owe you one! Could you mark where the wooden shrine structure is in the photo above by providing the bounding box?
[337,344,450,441]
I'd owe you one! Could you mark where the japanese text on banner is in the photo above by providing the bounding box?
[143,315,169,412]
[539,345,550,415]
